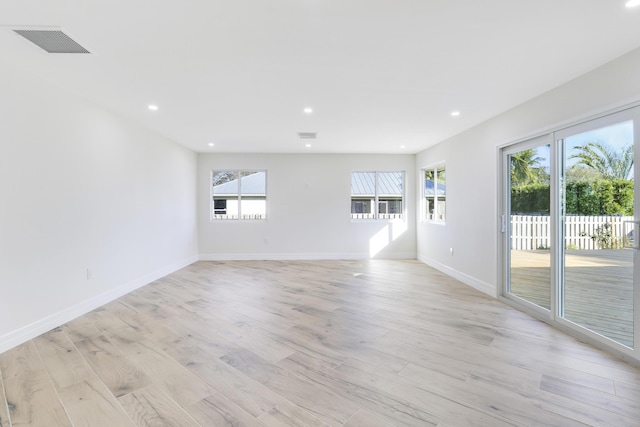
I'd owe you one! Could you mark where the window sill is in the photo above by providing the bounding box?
[351,217,405,223]
[423,220,446,226]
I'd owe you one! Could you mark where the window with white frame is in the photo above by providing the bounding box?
[351,171,404,220]
[423,164,446,222]
[211,170,266,220]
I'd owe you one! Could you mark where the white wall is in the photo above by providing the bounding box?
[199,153,416,259]
[0,61,199,352]
[416,46,640,296]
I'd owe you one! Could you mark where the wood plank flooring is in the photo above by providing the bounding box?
[510,249,634,346]
[1,259,640,426]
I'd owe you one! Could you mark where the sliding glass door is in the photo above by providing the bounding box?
[504,137,552,311]
[502,107,640,354]
[558,114,636,348]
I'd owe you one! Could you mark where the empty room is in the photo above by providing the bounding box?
[2,1,640,426]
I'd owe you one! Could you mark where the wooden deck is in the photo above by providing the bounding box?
[510,249,634,347]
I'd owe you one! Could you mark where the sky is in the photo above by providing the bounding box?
[565,119,633,165]
[528,120,634,175]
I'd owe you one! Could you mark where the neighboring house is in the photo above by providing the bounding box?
[351,172,403,219]
[212,171,266,219]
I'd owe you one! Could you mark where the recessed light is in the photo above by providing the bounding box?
[451,111,460,117]
[400,145,406,149]
[305,143,312,148]
[148,104,158,111]
[626,0,640,7]
[304,107,313,114]
[208,142,215,147]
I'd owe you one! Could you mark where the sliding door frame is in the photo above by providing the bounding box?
[499,134,557,315]
[498,103,640,365]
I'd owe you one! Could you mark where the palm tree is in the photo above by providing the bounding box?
[510,149,544,187]
[569,141,633,180]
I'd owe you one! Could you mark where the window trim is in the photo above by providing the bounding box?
[210,169,267,221]
[351,170,405,221]
[423,163,446,224]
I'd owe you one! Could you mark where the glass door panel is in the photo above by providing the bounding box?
[506,142,552,310]
[560,118,635,347]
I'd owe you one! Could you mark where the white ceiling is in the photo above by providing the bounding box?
[1,1,640,154]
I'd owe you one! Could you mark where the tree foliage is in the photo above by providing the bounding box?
[510,149,547,187]
[212,171,238,186]
[511,180,633,215]
[565,164,603,183]
[510,183,550,214]
[569,141,633,181]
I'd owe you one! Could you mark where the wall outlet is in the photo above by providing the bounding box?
[450,248,454,256]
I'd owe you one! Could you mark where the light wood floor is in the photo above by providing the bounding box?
[2,260,640,426]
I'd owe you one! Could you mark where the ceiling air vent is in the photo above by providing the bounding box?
[298,132,318,139]
[13,29,90,54]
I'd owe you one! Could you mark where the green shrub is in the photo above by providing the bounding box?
[511,180,633,215]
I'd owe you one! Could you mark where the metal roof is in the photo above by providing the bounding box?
[212,171,442,197]
[351,172,403,196]
[425,180,446,196]
[213,171,266,196]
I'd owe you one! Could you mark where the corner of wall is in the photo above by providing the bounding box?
[417,254,497,298]
[0,255,198,355]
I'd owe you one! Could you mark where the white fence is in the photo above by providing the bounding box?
[213,214,264,220]
[351,213,403,220]
[511,215,634,250]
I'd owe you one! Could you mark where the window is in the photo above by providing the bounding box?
[213,199,227,215]
[351,171,404,220]
[211,170,266,220]
[424,164,446,222]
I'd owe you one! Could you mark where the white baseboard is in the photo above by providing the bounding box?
[417,254,497,297]
[0,255,198,355]
[199,252,417,261]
